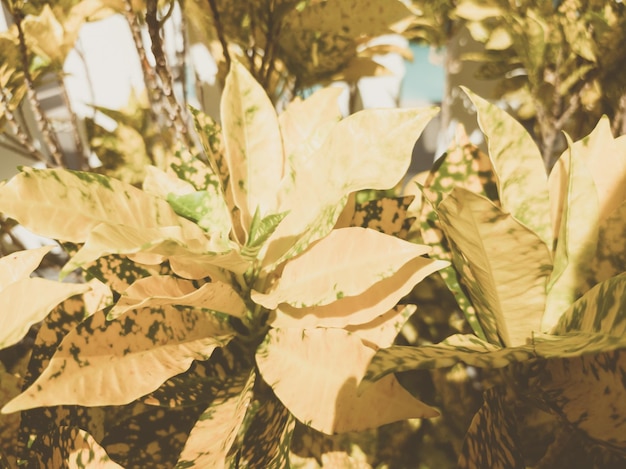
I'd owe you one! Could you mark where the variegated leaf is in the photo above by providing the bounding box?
[0,167,203,243]
[544,138,599,330]
[552,273,626,336]
[252,227,432,309]
[174,370,255,468]
[29,426,123,469]
[84,254,157,294]
[0,277,90,348]
[256,327,438,434]
[363,332,626,387]
[262,106,439,270]
[528,349,626,450]
[143,165,196,198]
[349,196,415,239]
[221,60,284,230]
[278,86,342,179]
[102,404,204,468]
[62,223,244,278]
[464,88,552,249]
[268,256,448,329]
[167,190,232,235]
[188,106,229,191]
[437,187,551,346]
[417,126,496,340]
[228,387,294,468]
[458,386,524,469]
[2,306,234,412]
[108,275,247,320]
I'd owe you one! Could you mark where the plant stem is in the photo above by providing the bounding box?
[145,0,192,148]
[13,9,66,167]
[206,0,231,70]
[58,76,88,170]
[0,85,49,164]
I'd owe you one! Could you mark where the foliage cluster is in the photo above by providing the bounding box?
[0,0,625,468]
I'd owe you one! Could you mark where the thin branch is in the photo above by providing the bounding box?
[123,0,165,125]
[58,77,88,169]
[178,0,189,109]
[0,85,49,164]
[207,0,231,70]
[13,8,66,167]
[611,93,626,137]
[145,0,193,149]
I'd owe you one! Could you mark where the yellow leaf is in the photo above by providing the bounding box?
[108,275,247,319]
[221,60,285,231]
[0,278,90,349]
[345,304,416,348]
[0,168,203,243]
[0,246,52,289]
[256,327,438,434]
[252,227,431,309]
[269,256,448,329]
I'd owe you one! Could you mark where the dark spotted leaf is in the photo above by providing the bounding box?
[102,403,205,468]
[552,273,626,336]
[0,167,203,243]
[29,426,123,468]
[3,306,234,412]
[527,349,626,450]
[464,87,552,249]
[188,106,229,191]
[437,187,552,347]
[418,126,497,340]
[84,254,159,295]
[349,195,415,239]
[167,190,231,235]
[229,385,295,468]
[175,369,255,468]
[458,386,525,469]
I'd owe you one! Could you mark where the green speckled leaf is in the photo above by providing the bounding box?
[256,327,438,434]
[528,349,626,450]
[221,60,284,230]
[418,127,496,340]
[241,208,289,261]
[252,227,433,309]
[458,386,524,469]
[437,187,551,346]
[0,167,201,243]
[167,190,232,235]
[230,386,294,469]
[29,426,123,468]
[552,273,626,336]
[544,138,599,330]
[350,196,415,238]
[263,106,439,270]
[84,254,156,294]
[2,306,234,412]
[464,88,552,249]
[363,332,626,387]
[174,370,255,468]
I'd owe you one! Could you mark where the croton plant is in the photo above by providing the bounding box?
[365,89,626,466]
[0,61,446,467]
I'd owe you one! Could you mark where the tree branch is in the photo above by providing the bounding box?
[206,0,231,70]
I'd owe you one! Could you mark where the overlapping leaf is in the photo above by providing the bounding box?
[252,227,432,309]
[221,60,285,231]
[174,370,255,468]
[464,88,552,249]
[0,246,90,349]
[108,275,247,320]
[29,426,123,469]
[458,386,525,469]
[2,306,234,412]
[349,196,415,239]
[268,256,447,329]
[437,187,551,346]
[263,106,439,268]
[256,327,438,434]
[0,167,203,243]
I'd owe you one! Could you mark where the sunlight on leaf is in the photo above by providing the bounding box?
[2,306,234,412]
[256,327,438,434]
